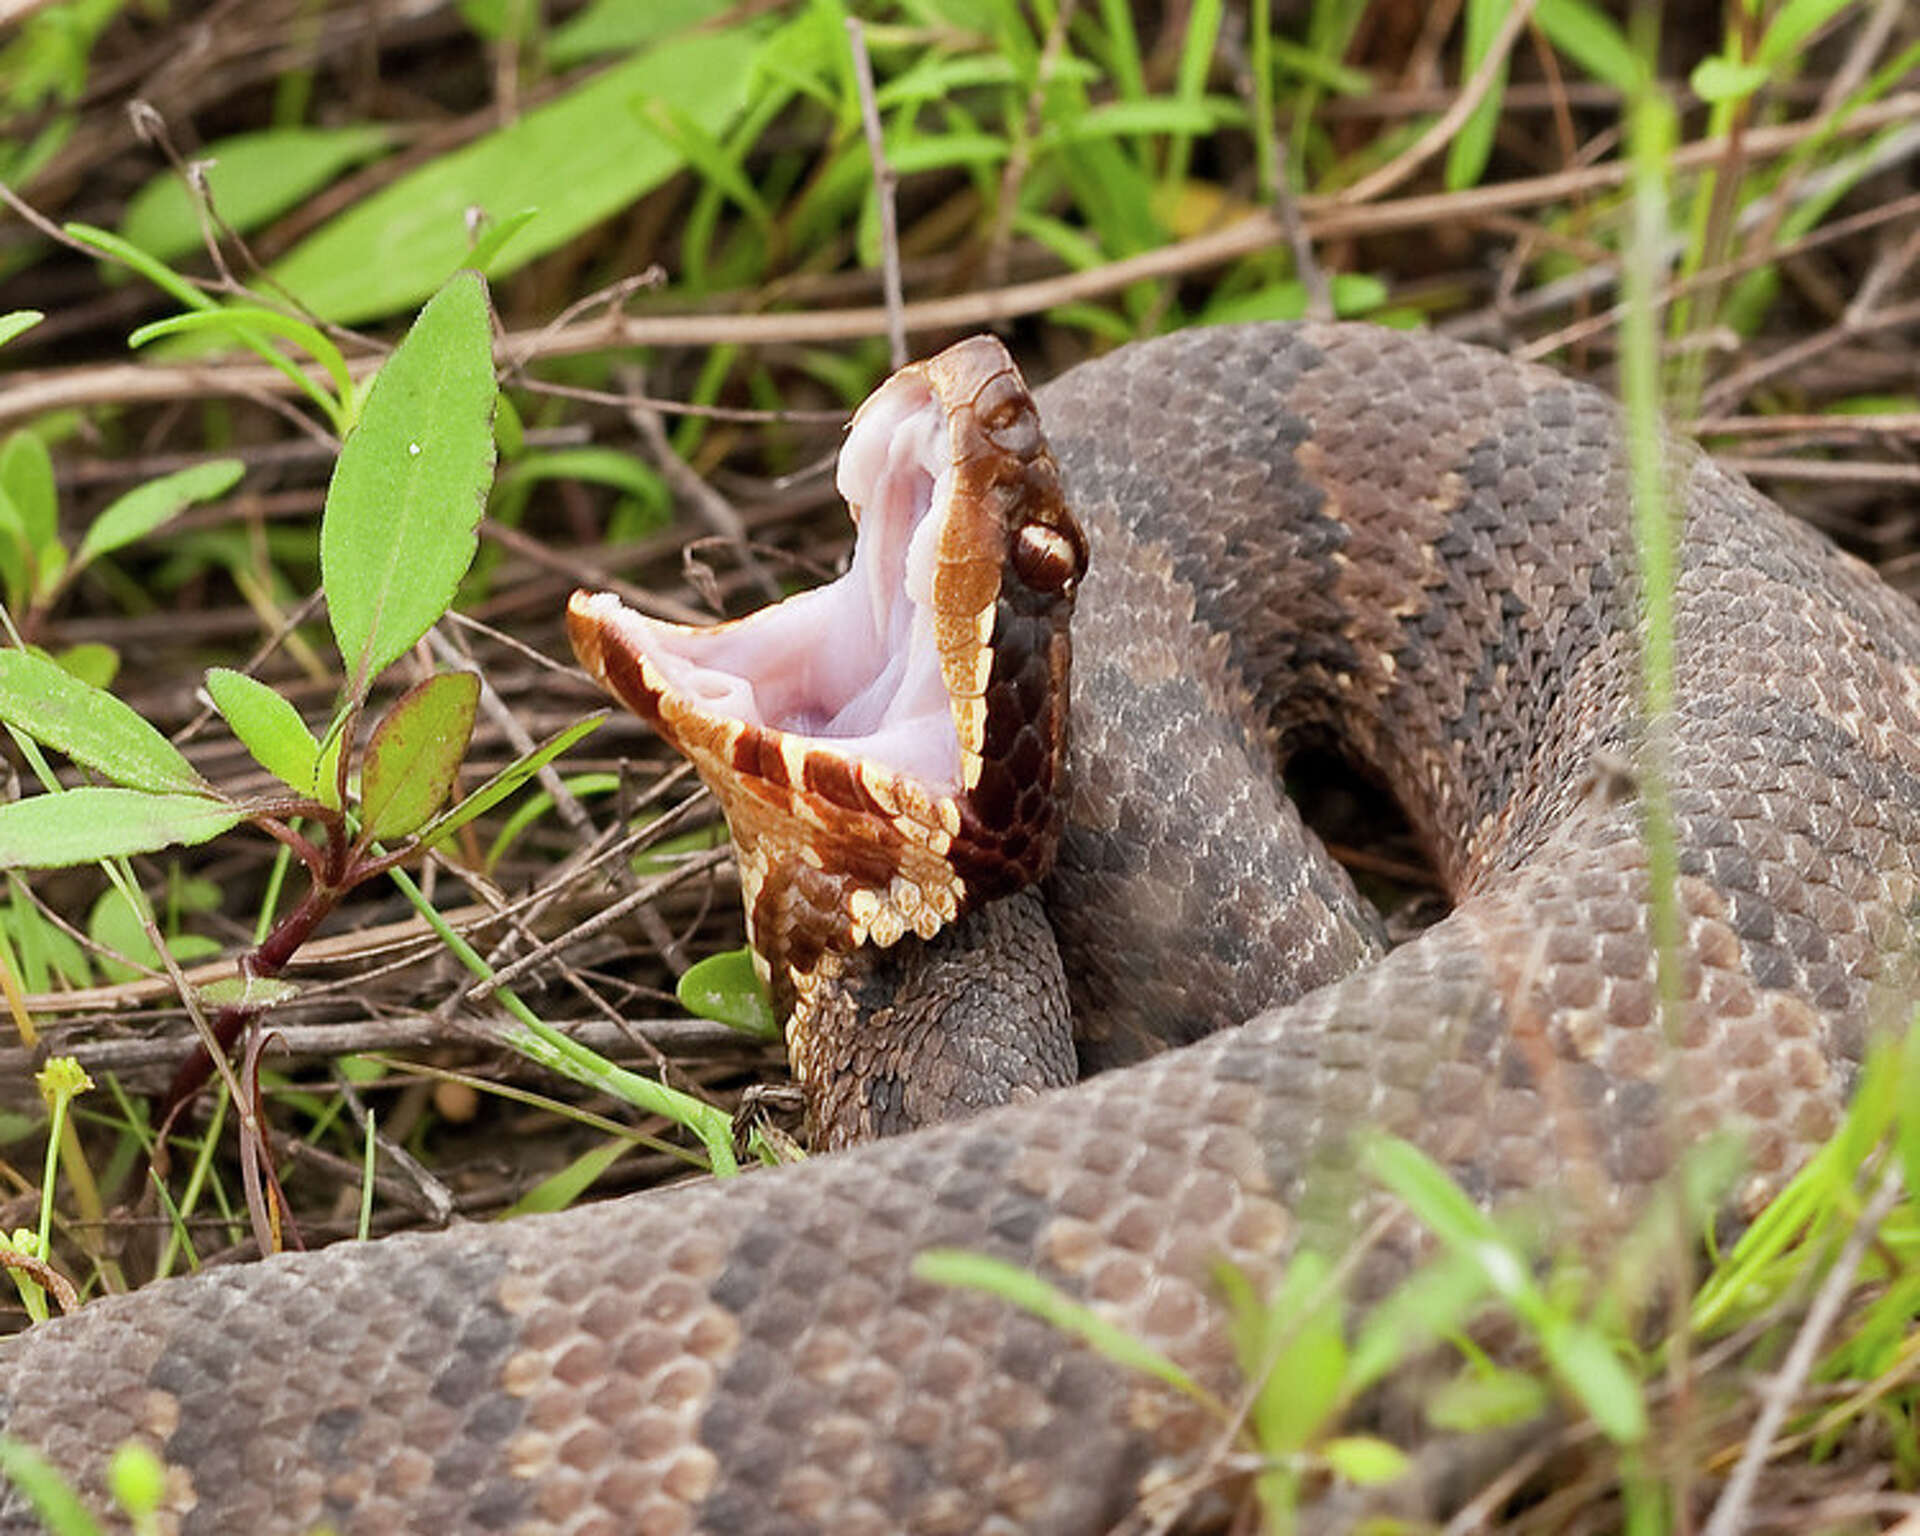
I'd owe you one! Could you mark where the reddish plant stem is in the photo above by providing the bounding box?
[157,833,349,1122]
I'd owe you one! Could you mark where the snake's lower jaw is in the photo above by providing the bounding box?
[568,336,1087,1132]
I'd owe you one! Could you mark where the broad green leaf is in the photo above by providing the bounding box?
[321,272,497,692]
[1690,55,1771,103]
[73,459,244,572]
[266,31,755,325]
[196,974,300,1010]
[204,667,321,797]
[84,886,215,983]
[419,714,605,852]
[89,885,159,982]
[0,312,43,349]
[118,126,393,265]
[358,672,480,841]
[0,433,58,564]
[1050,97,1232,141]
[0,787,245,869]
[0,650,205,794]
[50,644,116,690]
[677,948,778,1038]
[549,0,736,65]
[1425,1367,1551,1432]
[1321,1435,1412,1487]
[885,133,1010,175]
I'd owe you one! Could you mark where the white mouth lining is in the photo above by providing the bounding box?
[618,372,963,791]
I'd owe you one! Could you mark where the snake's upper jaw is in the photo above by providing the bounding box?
[568,335,1086,1005]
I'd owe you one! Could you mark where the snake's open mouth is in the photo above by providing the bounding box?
[569,335,1081,980]
[569,369,963,794]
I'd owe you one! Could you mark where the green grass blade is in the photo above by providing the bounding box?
[73,459,244,573]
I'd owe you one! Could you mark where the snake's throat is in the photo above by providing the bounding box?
[568,335,1086,999]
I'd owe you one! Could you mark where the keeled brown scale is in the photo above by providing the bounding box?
[7,323,1920,1532]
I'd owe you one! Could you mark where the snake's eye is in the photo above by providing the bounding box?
[1012,521,1084,593]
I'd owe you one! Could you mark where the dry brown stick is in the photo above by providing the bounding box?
[3,92,1915,430]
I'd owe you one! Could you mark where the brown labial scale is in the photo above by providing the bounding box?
[566,602,667,734]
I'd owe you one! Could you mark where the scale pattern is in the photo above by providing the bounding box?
[6,323,1920,1533]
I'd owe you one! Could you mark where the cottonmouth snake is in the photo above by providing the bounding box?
[6,323,1920,1532]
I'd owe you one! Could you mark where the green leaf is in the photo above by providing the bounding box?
[0,312,44,349]
[1425,1366,1551,1432]
[1444,0,1510,191]
[88,885,159,982]
[50,644,117,691]
[321,272,497,693]
[1225,1253,1346,1456]
[118,126,393,265]
[548,0,736,65]
[0,650,206,794]
[358,672,480,841]
[1756,0,1857,67]
[1538,1319,1647,1444]
[0,433,58,567]
[265,31,755,325]
[1050,97,1232,141]
[204,667,321,798]
[418,713,604,851]
[677,947,779,1038]
[1321,1435,1412,1487]
[1690,55,1771,103]
[1534,0,1643,92]
[196,974,301,1010]
[73,459,245,573]
[81,886,213,983]
[0,787,245,869]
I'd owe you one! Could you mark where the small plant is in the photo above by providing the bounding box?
[0,270,758,1248]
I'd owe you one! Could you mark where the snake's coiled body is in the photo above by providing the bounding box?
[6,324,1920,1533]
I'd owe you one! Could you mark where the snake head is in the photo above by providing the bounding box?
[568,336,1086,1032]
